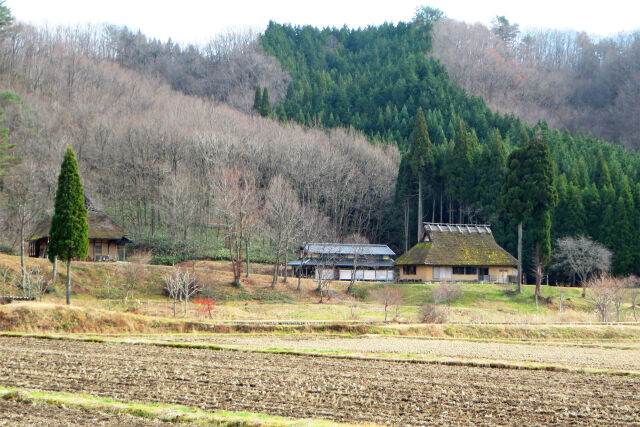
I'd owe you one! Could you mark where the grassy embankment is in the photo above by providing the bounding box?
[0,387,358,426]
[0,253,627,329]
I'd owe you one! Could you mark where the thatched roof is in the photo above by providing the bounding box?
[395,223,517,267]
[30,210,128,241]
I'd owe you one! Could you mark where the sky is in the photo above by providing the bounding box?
[7,0,640,45]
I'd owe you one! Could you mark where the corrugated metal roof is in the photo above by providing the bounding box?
[424,223,492,234]
[288,258,394,268]
[302,243,395,256]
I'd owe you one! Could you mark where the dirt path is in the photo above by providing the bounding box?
[1,337,639,426]
[162,334,640,371]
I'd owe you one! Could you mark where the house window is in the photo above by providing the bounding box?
[403,265,416,275]
[453,266,477,275]
[479,267,489,276]
[94,244,102,255]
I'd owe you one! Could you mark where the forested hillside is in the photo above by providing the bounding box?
[258,20,640,277]
[0,21,398,260]
[0,5,639,279]
[430,18,640,150]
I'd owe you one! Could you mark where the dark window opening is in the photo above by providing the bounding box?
[453,266,465,275]
[479,267,489,276]
[403,265,416,275]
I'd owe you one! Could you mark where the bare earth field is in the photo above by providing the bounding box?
[1,336,639,426]
[0,398,172,426]
[160,334,640,371]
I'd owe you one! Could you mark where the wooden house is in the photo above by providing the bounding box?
[395,223,517,283]
[28,200,131,262]
[288,243,396,281]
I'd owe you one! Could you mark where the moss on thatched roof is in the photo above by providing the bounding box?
[395,226,516,267]
[30,211,127,241]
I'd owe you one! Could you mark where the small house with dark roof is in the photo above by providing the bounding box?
[288,243,396,281]
[395,223,517,283]
[28,197,132,261]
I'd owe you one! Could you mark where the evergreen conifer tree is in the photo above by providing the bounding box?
[526,134,558,296]
[407,108,434,241]
[449,120,472,223]
[261,87,272,117]
[48,146,88,305]
[253,86,262,113]
[504,144,531,293]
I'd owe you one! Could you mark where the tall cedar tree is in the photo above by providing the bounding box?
[407,108,434,241]
[394,156,415,252]
[48,146,88,305]
[504,133,532,293]
[448,120,472,223]
[261,87,272,117]
[525,134,557,296]
[253,86,262,114]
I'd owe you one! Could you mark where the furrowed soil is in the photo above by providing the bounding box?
[160,334,640,371]
[1,337,639,426]
[0,397,172,426]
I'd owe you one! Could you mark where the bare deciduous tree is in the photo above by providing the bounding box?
[432,282,462,310]
[122,262,144,303]
[585,274,625,322]
[163,269,182,317]
[265,175,303,288]
[4,160,45,290]
[210,168,260,285]
[373,286,404,321]
[554,236,612,297]
[163,267,199,316]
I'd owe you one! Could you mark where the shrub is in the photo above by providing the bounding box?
[352,285,370,301]
[0,244,15,255]
[432,282,462,307]
[419,303,448,323]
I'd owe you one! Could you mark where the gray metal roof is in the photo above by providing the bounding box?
[302,243,395,256]
[288,258,394,268]
[423,223,492,234]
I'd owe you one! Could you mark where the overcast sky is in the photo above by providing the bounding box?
[7,0,640,45]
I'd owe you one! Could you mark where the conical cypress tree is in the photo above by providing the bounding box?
[48,146,88,305]
[261,87,272,117]
[449,120,472,222]
[253,86,262,113]
[407,108,434,241]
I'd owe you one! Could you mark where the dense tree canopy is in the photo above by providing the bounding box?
[262,20,640,280]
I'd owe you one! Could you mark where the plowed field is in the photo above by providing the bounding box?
[161,334,640,371]
[1,337,639,426]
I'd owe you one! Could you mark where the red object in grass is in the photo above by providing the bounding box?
[193,298,215,318]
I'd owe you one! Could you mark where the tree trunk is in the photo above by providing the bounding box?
[417,177,423,242]
[20,223,25,291]
[517,222,522,294]
[432,191,436,222]
[52,257,57,283]
[297,267,302,291]
[245,237,250,278]
[271,253,279,288]
[534,242,542,299]
[66,260,71,305]
[173,298,176,317]
[404,201,409,253]
[282,252,288,282]
[439,190,443,223]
